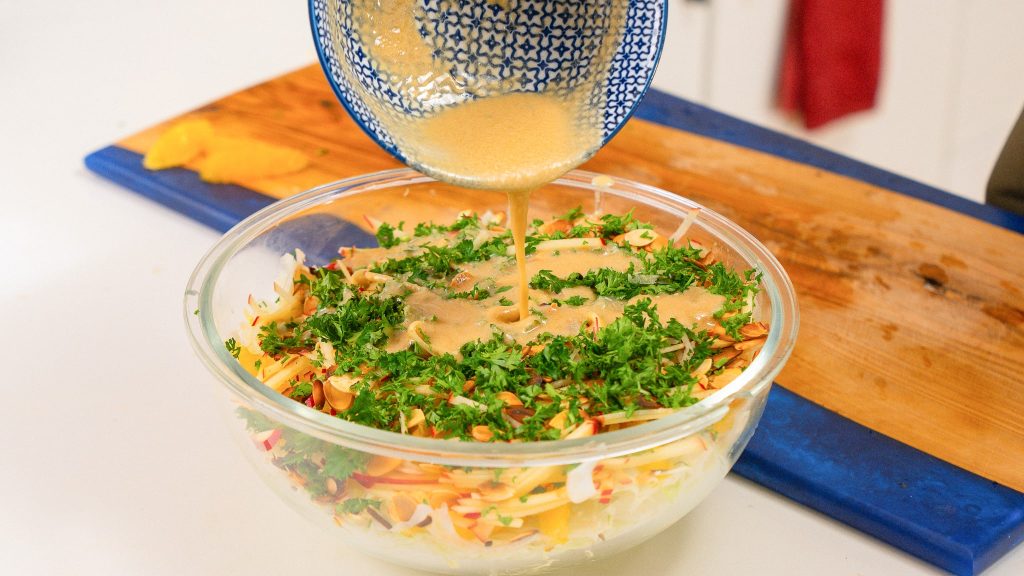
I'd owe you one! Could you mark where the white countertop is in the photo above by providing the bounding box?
[1,2,1020,574]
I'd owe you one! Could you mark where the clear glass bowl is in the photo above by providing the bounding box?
[185,168,799,575]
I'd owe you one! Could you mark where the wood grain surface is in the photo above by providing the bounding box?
[118,65,1024,491]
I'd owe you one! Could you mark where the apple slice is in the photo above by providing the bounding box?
[252,428,282,451]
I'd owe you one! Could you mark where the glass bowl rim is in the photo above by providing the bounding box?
[184,168,799,467]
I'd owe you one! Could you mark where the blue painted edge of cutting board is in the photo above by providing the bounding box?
[636,88,1024,235]
[84,146,277,233]
[735,386,1024,576]
[83,99,1024,575]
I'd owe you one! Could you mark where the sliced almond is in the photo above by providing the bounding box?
[710,324,735,341]
[709,338,734,349]
[712,367,744,387]
[366,455,403,477]
[712,348,741,365]
[740,322,769,338]
[734,337,766,351]
[504,405,536,424]
[636,396,662,409]
[495,391,523,406]
[324,385,354,411]
[429,489,463,509]
[406,408,426,430]
[479,481,516,502]
[644,235,669,252]
[449,271,474,292]
[388,493,419,523]
[522,344,546,356]
[471,425,494,442]
[350,269,394,288]
[326,477,340,495]
[725,356,748,370]
[489,306,521,324]
[690,358,713,378]
[311,380,325,408]
[623,228,657,247]
[564,419,599,439]
[302,294,319,316]
[328,374,357,393]
[548,410,569,430]
[539,218,573,235]
[407,321,434,354]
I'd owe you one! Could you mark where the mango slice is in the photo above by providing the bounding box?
[142,119,214,170]
[197,137,308,184]
[537,503,570,544]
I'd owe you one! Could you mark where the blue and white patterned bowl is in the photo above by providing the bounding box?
[309,0,667,166]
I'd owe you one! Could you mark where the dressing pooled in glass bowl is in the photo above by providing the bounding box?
[184,169,798,575]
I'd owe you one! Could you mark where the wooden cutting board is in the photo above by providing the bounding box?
[86,64,1024,574]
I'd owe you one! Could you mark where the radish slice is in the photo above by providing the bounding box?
[364,215,383,232]
[427,504,463,544]
[669,209,700,245]
[252,429,281,451]
[449,395,487,412]
[391,504,432,531]
[567,460,599,503]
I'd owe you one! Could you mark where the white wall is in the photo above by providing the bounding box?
[652,0,1024,203]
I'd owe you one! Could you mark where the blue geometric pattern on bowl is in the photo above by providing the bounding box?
[309,0,667,163]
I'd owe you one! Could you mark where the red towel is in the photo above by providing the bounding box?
[778,0,884,129]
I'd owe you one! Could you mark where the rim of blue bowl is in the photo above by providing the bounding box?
[600,0,669,147]
[307,0,669,167]
[308,0,405,163]
[184,168,800,468]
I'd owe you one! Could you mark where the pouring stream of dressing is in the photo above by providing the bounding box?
[407,92,601,320]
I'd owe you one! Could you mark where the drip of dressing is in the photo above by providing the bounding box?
[406,91,603,320]
[509,190,532,320]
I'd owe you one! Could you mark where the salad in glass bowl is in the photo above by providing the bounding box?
[185,169,798,574]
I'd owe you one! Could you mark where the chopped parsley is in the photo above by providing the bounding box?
[337,498,381,515]
[233,209,764,443]
[374,221,404,249]
[559,295,588,306]
[225,338,241,359]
